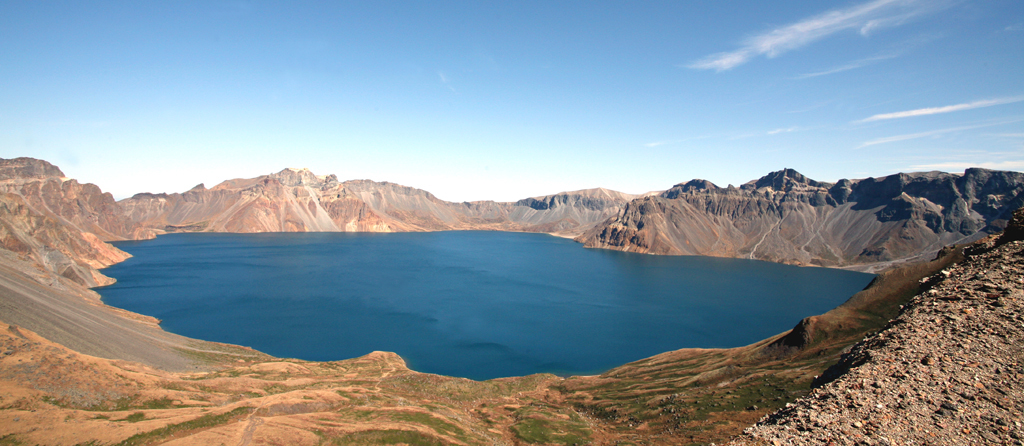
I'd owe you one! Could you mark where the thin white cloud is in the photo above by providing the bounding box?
[786,101,831,114]
[795,53,898,79]
[858,96,1024,122]
[437,71,456,93]
[857,120,1021,148]
[767,126,801,135]
[909,160,1024,172]
[688,0,952,71]
[645,135,715,147]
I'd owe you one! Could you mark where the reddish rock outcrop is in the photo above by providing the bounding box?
[0,158,154,287]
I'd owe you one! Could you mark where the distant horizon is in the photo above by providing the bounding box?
[3,1,1022,202]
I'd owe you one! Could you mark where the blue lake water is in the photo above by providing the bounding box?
[99,232,874,380]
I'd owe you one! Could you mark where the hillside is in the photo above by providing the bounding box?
[733,209,1024,445]
[578,168,1024,271]
[119,167,637,236]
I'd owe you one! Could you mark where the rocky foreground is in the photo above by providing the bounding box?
[734,213,1024,445]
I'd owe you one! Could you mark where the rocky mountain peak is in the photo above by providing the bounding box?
[0,157,65,180]
[742,168,830,192]
[270,168,323,187]
[661,179,720,199]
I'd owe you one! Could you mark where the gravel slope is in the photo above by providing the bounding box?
[733,216,1024,445]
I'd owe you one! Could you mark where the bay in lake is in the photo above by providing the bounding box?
[100,232,874,380]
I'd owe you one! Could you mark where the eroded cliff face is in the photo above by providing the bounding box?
[0,158,155,242]
[578,168,1024,269]
[120,168,639,236]
[0,158,144,287]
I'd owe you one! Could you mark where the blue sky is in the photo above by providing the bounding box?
[2,1,1022,202]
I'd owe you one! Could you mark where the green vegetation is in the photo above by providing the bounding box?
[114,406,252,446]
[0,434,23,446]
[122,412,145,423]
[391,411,478,444]
[511,407,592,446]
[322,429,447,445]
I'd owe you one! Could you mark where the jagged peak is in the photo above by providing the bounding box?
[270,167,323,187]
[661,179,720,198]
[742,168,830,192]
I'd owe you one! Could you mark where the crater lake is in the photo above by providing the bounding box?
[99,232,875,380]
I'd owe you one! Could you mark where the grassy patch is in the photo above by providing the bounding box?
[114,406,252,446]
[511,416,591,446]
[122,412,145,423]
[391,411,469,441]
[138,397,175,410]
[511,406,591,446]
[323,429,446,445]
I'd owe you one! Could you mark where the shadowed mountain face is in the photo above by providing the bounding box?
[577,168,1024,270]
[120,168,639,236]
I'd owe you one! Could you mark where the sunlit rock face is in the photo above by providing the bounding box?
[0,157,143,287]
[578,168,1024,270]
[119,168,640,236]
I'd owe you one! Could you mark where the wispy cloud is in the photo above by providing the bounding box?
[795,53,898,78]
[767,126,801,135]
[786,101,831,114]
[857,119,1022,148]
[908,160,1024,172]
[437,71,456,92]
[645,141,674,147]
[645,135,714,147]
[858,96,1024,122]
[688,0,952,71]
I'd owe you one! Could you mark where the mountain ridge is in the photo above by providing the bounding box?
[120,167,639,236]
[579,167,1024,271]
[5,157,1024,271]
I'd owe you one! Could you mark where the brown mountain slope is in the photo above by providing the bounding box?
[578,168,1024,271]
[120,167,639,236]
[0,158,158,287]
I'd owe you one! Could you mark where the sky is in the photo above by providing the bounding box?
[1,1,1023,202]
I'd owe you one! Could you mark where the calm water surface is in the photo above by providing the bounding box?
[100,232,874,380]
